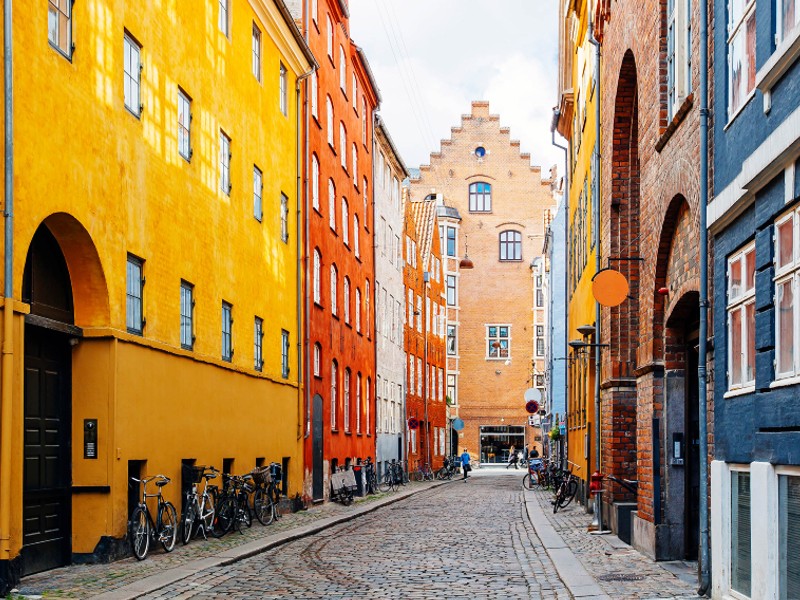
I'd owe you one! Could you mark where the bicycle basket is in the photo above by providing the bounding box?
[183,464,205,484]
[251,466,271,485]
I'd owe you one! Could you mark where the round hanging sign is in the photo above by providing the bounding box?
[452,418,465,431]
[525,400,540,414]
[592,269,630,307]
[408,417,419,430]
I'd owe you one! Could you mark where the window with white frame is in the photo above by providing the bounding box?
[731,470,752,597]
[362,98,367,145]
[326,14,333,58]
[354,215,360,257]
[328,179,336,230]
[356,373,362,433]
[500,230,523,261]
[342,198,349,245]
[666,0,692,120]
[365,280,371,337]
[313,343,321,377]
[254,317,264,371]
[126,254,144,334]
[331,360,338,429]
[123,34,141,117]
[469,182,492,212]
[280,193,289,243]
[417,357,422,396]
[447,373,456,404]
[311,71,318,118]
[48,0,72,57]
[775,209,800,380]
[355,288,361,332]
[366,378,371,434]
[218,0,230,36]
[352,74,358,110]
[221,301,233,362]
[438,368,443,401]
[352,144,358,181]
[778,473,800,596]
[281,329,290,378]
[339,46,346,92]
[327,96,334,147]
[330,264,338,315]
[727,242,755,390]
[340,123,347,169]
[180,280,194,350]
[778,0,800,43]
[446,274,457,306]
[363,179,368,227]
[487,325,511,359]
[312,154,320,210]
[447,324,457,355]
[446,226,456,257]
[343,277,351,324]
[178,90,192,160]
[253,166,263,221]
[313,249,321,304]
[344,368,351,432]
[416,296,422,332]
[728,0,756,116]
[311,0,318,23]
[279,63,288,116]
[220,131,231,195]
[409,354,415,394]
[252,23,262,81]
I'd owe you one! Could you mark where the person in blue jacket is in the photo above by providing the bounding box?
[461,448,471,481]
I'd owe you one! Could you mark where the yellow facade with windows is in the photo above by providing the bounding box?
[556,0,599,502]
[0,0,314,583]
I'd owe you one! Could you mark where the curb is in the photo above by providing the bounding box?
[92,480,449,599]
[522,490,612,600]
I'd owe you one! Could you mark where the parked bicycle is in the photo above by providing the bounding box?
[435,456,457,480]
[250,465,276,526]
[362,457,379,494]
[180,465,219,545]
[522,457,545,490]
[410,461,434,482]
[552,461,581,513]
[330,466,355,505]
[129,475,178,560]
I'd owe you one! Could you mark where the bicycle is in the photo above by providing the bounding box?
[330,466,355,505]
[552,461,581,513]
[522,458,545,490]
[379,462,398,493]
[362,457,379,494]
[180,465,219,545]
[435,456,457,480]
[129,475,178,560]
[250,466,276,526]
[410,461,434,482]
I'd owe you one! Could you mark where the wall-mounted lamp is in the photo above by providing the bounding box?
[577,324,596,338]
[460,235,474,269]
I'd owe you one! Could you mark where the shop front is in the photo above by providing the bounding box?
[479,425,526,464]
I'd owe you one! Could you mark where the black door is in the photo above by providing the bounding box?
[22,326,71,575]
[312,394,324,501]
[685,342,700,560]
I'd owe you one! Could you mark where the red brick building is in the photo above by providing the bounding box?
[301,0,380,502]
[403,196,448,471]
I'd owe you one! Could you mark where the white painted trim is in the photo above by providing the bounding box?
[708,105,800,231]
[769,374,800,389]
[786,162,796,204]
[711,460,731,599]
[755,20,800,114]
[723,386,756,398]
[750,462,778,599]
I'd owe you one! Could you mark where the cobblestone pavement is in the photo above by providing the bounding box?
[139,471,570,600]
[527,487,701,600]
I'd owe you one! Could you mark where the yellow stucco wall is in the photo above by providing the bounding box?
[1,0,312,559]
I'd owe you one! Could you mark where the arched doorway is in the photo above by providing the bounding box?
[312,393,324,501]
[21,224,77,574]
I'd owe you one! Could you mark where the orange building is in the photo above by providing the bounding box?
[301,0,380,501]
[403,195,448,471]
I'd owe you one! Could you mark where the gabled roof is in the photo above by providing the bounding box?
[410,198,439,270]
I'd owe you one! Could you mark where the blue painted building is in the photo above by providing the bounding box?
[709,1,800,597]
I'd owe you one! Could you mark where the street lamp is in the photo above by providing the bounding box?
[459,235,474,269]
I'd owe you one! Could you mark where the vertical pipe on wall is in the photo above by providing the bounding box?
[697,0,710,591]
[551,120,568,466]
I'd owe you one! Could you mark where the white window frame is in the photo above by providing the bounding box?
[356,374,362,433]
[254,317,264,372]
[774,208,800,381]
[178,89,192,161]
[330,265,338,316]
[355,288,361,332]
[220,130,231,195]
[666,0,692,120]
[331,361,338,430]
[280,193,289,243]
[126,255,144,334]
[727,0,756,117]
[486,324,511,360]
[352,143,358,181]
[342,198,349,246]
[340,123,347,169]
[344,368,351,432]
[313,343,321,377]
[354,215,360,257]
[326,14,333,59]
[727,242,756,392]
[313,249,321,304]
[352,74,358,110]
[328,179,336,230]
[123,33,141,117]
[311,71,318,119]
[48,0,72,57]
[279,63,288,116]
[312,154,320,210]
[339,46,347,92]
[311,0,318,24]
[281,329,290,378]
[777,0,800,44]
[344,276,351,324]
[180,280,194,350]
[219,0,230,36]
[252,23,262,82]
[221,301,233,362]
[327,96,334,147]
[253,166,263,221]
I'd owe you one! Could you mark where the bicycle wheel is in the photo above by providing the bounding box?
[342,488,353,506]
[214,496,235,536]
[253,488,275,525]
[158,501,178,552]
[378,473,392,493]
[559,479,579,509]
[129,506,150,560]
[553,484,566,514]
[200,494,215,536]
[435,467,447,480]
[522,474,535,490]
[239,493,252,529]
[180,500,195,545]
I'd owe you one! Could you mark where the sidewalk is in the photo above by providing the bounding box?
[523,487,701,600]
[14,481,444,600]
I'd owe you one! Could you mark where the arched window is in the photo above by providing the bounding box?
[344,368,351,432]
[326,96,334,147]
[342,198,349,245]
[343,276,351,323]
[356,373,362,433]
[311,154,320,210]
[326,14,333,57]
[353,215,360,257]
[499,230,523,261]
[313,248,322,303]
[330,264,338,315]
[365,280,371,337]
[313,343,321,377]
[339,46,346,90]
[339,122,347,168]
[469,182,492,212]
[355,288,361,332]
[366,377,371,434]
[352,143,358,181]
[328,179,336,230]
[331,360,338,430]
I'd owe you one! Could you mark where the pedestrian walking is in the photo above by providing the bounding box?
[506,445,519,469]
[461,448,471,481]
[529,446,540,460]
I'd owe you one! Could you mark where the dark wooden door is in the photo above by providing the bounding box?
[22,326,71,575]
[312,394,324,501]
[685,342,700,560]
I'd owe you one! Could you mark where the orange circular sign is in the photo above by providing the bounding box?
[592,269,630,307]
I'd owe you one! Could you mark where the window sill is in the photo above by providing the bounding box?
[329,142,337,155]
[756,24,800,113]
[724,89,757,131]
[49,42,74,62]
[723,386,755,399]
[312,114,321,129]
[499,259,523,263]
[485,356,511,362]
[655,93,694,152]
[313,301,324,310]
[313,205,322,216]
[770,375,800,389]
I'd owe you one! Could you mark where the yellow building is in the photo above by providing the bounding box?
[0,0,314,586]
[555,0,599,506]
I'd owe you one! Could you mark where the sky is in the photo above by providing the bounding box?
[350,0,562,175]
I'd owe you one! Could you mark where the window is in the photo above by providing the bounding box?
[126,255,144,334]
[312,249,322,304]
[281,330,290,378]
[352,144,358,181]
[469,182,492,212]
[312,154,320,210]
[48,0,72,57]
[352,74,358,110]
[356,373,362,433]
[354,215,360,257]
[328,179,336,230]
[326,15,333,58]
[536,338,545,357]
[220,131,231,195]
[254,317,264,371]
[416,296,422,332]
[252,23,262,81]
[536,289,545,307]
[776,210,800,380]
[280,193,289,243]
[355,288,361,332]
[409,355,415,394]
[339,46,346,92]
[253,167,263,221]
[417,357,423,396]
[447,374,456,404]
[311,71,318,118]
[666,0,692,120]
[221,302,233,362]
[731,471,752,597]
[343,277,351,324]
[342,198,349,245]
[279,63,288,116]
[778,0,800,43]
[366,377,371,435]
[500,231,522,261]
[340,123,347,169]
[330,265,338,315]
[327,97,334,147]
[180,281,194,350]
[487,325,510,359]
[218,0,230,36]
[344,368,351,432]
[778,474,800,597]
[331,361,338,429]
[727,243,755,390]
[362,98,368,145]
[363,178,369,227]
[447,324,457,355]
[365,280,371,337]
[313,343,321,377]
[178,90,192,161]
[446,227,456,257]
[312,0,318,23]
[446,274,457,306]
[123,34,141,117]
[728,0,756,116]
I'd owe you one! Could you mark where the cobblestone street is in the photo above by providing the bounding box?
[15,470,702,599]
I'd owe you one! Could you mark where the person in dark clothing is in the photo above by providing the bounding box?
[506,445,519,469]
[461,448,471,481]
[529,446,540,460]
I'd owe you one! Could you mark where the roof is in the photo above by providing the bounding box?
[375,115,409,178]
[273,0,318,71]
[410,199,439,270]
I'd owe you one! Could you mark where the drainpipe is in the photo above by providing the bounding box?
[1,0,13,565]
[697,0,710,592]
[588,14,606,533]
